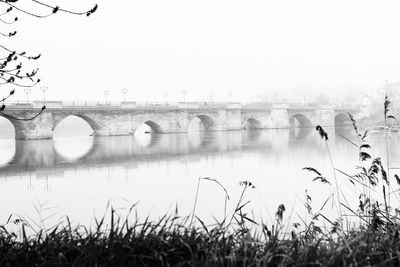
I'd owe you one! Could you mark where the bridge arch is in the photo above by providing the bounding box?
[0,116,16,166]
[143,120,163,134]
[188,114,216,132]
[0,115,17,139]
[243,118,262,130]
[53,114,101,137]
[335,113,352,127]
[289,114,313,128]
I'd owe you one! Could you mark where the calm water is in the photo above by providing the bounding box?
[1,127,400,228]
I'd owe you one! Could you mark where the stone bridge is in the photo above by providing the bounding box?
[2,101,360,140]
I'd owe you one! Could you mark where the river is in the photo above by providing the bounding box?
[0,125,399,229]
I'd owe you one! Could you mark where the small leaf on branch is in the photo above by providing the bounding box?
[86,4,98,16]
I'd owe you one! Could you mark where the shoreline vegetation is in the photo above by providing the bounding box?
[2,97,400,266]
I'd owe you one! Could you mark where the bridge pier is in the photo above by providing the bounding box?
[93,112,135,136]
[266,108,290,128]
[315,108,335,127]
[225,105,242,131]
[11,111,54,140]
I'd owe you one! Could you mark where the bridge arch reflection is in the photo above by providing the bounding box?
[0,128,356,176]
[53,137,94,162]
[243,118,262,130]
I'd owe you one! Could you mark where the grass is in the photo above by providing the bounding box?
[2,97,400,266]
[2,205,400,266]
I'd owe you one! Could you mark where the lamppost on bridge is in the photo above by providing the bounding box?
[104,90,110,105]
[163,91,168,104]
[24,88,31,103]
[41,86,48,105]
[121,88,128,102]
[227,91,232,103]
[208,92,213,104]
[181,89,187,103]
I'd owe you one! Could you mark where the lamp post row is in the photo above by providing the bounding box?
[20,88,234,104]
[23,86,48,104]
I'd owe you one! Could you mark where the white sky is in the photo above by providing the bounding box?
[5,0,400,102]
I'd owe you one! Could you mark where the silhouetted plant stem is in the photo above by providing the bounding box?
[190,177,201,227]
[384,112,390,207]
[325,142,343,222]
[383,94,394,219]
[228,184,247,227]
[224,193,228,223]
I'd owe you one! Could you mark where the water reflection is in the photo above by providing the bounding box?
[0,140,15,167]
[13,140,56,169]
[54,137,94,162]
[1,127,400,227]
[0,129,356,174]
[289,126,313,140]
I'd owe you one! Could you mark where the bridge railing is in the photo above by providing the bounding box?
[2,100,361,111]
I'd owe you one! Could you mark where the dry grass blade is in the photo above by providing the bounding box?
[302,167,322,176]
[340,203,368,223]
[335,168,377,192]
[339,134,358,148]
[347,112,359,136]
[312,176,331,185]
[201,177,230,200]
[384,94,390,119]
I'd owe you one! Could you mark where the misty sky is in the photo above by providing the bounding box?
[5,0,400,103]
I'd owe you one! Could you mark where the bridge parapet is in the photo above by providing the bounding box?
[6,102,34,109]
[3,101,360,113]
[272,104,290,109]
[42,101,63,108]
[319,104,335,110]
[227,103,241,109]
